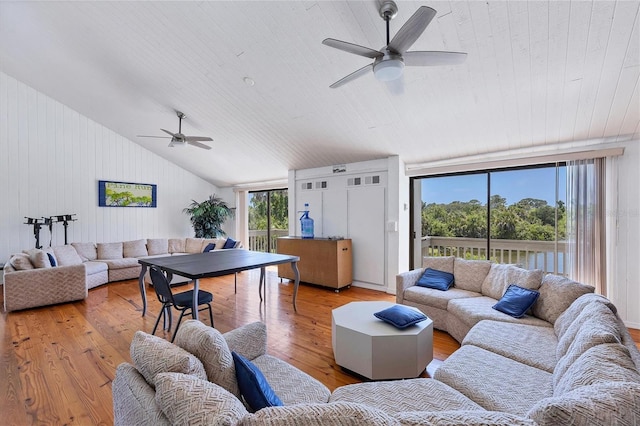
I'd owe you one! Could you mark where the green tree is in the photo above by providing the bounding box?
[183,194,233,238]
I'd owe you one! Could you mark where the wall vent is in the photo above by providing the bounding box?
[301,182,313,190]
[315,181,327,189]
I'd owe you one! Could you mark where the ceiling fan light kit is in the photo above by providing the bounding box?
[373,57,404,82]
[322,1,466,89]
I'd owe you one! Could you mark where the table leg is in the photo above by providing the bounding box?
[259,267,265,301]
[292,261,300,312]
[138,264,148,316]
[192,278,200,320]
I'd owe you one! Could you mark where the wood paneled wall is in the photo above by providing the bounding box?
[0,72,219,262]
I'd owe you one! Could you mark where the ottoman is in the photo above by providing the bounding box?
[332,301,433,380]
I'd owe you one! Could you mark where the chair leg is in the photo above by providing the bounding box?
[171,310,189,343]
[151,304,167,336]
[207,303,214,328]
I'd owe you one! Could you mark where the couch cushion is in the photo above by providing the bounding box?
[329,378,483,414]
[462,320,558,373]
[155,372,248,425]
[146,238,169,256]
[554,293,617,339]
[100,258,141,270]
[554,343,640,396]
[453,258,492,293]
[83,260,109,275]
[394,411,536,425]
[23,248,52,268]
[404,286,481,311]
[223,238,237,249]
[433,345,553,415]
[532,274,595,324]
[130,331,206,388]
[232,352,283,411]
[185,238,204,254]
[556,301,621,361]
[71,242,97,261]
[448,296,552,330]
[168,238,186,254]
[492,285,540,318]
[422,256,455,273]
[123,239,148,258]
[481,264,543,300]
[416,268,455,291]
[52,245,83,266]
[202,243,216,253]
[242,402,395,426]
[8,253,34,270]
[252,355,331,405]
[97,242,123,260]
[527,381,640,426]
[173,320,240,397]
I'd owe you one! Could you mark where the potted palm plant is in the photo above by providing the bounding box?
[183,194,234,238]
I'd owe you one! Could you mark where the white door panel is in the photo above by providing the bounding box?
[348,186,385,286]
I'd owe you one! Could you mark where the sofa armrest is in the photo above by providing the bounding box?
[396,268,424,304]
[112,363,170,426]
[3,264,87,312]
[223,321,267,360]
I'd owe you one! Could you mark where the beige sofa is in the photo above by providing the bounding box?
[3,237,241,312]
[113,277,640,425]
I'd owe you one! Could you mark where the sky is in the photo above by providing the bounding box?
[421,166,567,206]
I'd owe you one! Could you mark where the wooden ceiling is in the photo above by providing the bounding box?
[1,1,638,187]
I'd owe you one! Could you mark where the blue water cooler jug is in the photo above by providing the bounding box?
[300,203,314,239]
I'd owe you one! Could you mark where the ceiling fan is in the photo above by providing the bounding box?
[322,1,467,89]
[138,111,212,150]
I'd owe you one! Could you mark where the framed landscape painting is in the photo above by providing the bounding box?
[98,180,157,207]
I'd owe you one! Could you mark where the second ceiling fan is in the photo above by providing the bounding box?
[322,1,467,89]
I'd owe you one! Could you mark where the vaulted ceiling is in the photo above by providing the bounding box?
[1,1,638,187]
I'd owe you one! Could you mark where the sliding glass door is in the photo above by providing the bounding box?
[414,164,567,273]
[248,189,288,253]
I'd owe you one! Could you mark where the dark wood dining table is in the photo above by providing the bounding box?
[138,249,301,319]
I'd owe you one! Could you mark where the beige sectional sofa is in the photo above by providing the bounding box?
[3,237,241,312]
[112,262,640,425]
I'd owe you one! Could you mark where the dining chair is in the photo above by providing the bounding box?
[149,266,214,342]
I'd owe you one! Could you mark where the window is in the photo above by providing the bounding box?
[413,164,567,273]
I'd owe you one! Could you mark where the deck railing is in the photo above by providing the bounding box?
[248,229,289,253]
[422,236,567,274]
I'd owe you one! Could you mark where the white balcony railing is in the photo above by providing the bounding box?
[248,229,289,253]
[422,236,567,274]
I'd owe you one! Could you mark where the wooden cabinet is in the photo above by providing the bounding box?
[277,237,352,291]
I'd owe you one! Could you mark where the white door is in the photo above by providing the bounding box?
[348,186,386,286]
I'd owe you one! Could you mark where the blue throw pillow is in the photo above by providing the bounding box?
[223,238,237,249]
[202,243,215,253]
[492,284,540,318]
[47,252,57,267]
[232,351,283,411]
[416,268,455,291]
[373,304,428,329]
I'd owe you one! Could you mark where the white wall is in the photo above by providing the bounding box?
[0,72,219,263]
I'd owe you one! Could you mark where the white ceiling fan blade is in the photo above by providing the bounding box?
[322,38,382,59]
[161,128,177,137]
[403,51,467,66]
[137,135,171,139]
[187,140,212,150]
[184,136,213,142]
[329,64,373,88]
[387,6,436,54]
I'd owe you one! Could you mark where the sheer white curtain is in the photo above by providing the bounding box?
[566,158,607,294]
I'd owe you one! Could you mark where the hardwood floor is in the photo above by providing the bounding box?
[3,268,639,425]
[1,267,459,425]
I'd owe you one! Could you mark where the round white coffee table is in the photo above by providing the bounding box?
[331,301,433,380]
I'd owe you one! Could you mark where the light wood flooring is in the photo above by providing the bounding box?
[2,267,639,425]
